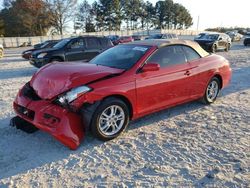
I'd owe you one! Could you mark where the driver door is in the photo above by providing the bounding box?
[65,38,86,61]
[135,45,194,116]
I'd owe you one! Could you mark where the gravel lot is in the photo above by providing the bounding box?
[0,42,249,187]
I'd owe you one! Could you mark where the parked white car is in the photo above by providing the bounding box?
[0,44,3,58]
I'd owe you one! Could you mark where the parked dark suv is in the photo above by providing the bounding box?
[30,36,113,68]
[194,33,231,53]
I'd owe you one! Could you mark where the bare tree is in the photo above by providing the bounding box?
[45,0,78,35]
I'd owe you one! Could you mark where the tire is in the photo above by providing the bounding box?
[201,77,221,104]
[49,58,63,63]
[90,97,130,141]
[211,44,217,53]
[0,49,3,58]
[225,43,230,52]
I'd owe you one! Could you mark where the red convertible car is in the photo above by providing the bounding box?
[12,40,231,149]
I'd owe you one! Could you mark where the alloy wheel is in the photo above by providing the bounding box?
[206,80,219,102]
[98,105,125,136]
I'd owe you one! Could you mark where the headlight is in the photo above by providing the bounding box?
[57,86,92,105]
[37,52,47,58]
[24,51,31,54]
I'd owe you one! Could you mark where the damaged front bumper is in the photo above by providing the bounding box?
[13,87,84,150]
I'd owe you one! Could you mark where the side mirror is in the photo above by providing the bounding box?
[141,63,160,72]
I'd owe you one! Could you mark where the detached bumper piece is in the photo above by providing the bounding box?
[13,86,85,150]
[10,116,39,133]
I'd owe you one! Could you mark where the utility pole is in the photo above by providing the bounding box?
[196,15,200,31]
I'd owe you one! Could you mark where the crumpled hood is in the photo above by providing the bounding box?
[30,62,124,99]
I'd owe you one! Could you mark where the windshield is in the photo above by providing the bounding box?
[200,34,219,40]
[90,45,150,70]
[53,38,71,48]
[40,41,50,48]
[107,36,118,40]
[149,34,162,39]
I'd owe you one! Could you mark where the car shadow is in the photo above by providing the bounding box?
[128,101,204,131]
[0,67,37,80]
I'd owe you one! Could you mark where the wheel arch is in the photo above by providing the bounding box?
[49,56,64,62]
[81,94,134,132]
[202,73,223,97]
[213,74,223,89]
[102,94,134,120]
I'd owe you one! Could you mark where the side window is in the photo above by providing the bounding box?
[69,39,85,49]
[147,45,186,68]
[86,37,100,49]
[99,38,109,48]
[182,46,201,62]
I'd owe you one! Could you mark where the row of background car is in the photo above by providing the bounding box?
[21,31,250,67]
[107,33,178,45]
[193,31,250,53]
[21,33,178,68]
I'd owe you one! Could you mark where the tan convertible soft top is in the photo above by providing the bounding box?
[129,39,210,58]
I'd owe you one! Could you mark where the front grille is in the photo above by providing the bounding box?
[22,83,41,101]
[14,103,35,120]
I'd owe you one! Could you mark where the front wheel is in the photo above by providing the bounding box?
[225,43,230,52]
[49,58,63,63]
[201,77,221,104]
[0,49,3,58]
[90,97,130,141]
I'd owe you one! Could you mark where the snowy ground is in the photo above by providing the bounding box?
[0,43,249,187]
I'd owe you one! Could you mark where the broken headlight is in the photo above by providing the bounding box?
[56,86,92,105]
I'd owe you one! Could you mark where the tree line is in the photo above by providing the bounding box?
[0,0,193,37]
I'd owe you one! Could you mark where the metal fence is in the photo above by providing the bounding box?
[0,29,200,48]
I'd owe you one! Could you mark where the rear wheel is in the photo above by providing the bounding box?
[0,49,3,58]
[201,77,221,104]
[90,97,130,141]
[211,44,217,53]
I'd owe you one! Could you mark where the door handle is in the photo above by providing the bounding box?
[184,70,191,76]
